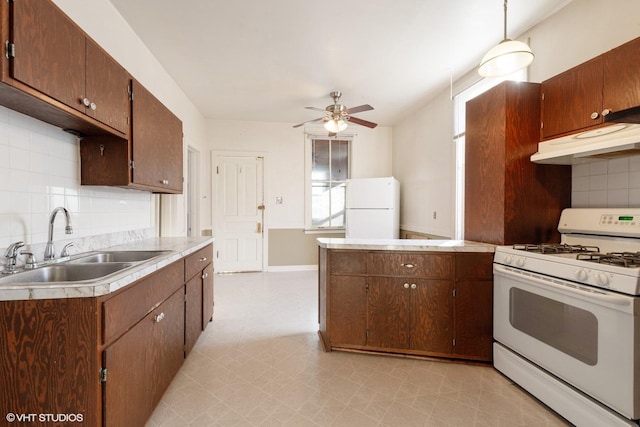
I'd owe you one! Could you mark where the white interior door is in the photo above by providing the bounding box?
[213,155,264,272]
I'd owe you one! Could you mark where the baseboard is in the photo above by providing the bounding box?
[266,265,318,272]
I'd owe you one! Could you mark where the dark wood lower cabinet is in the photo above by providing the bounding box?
[104,288,185,427]
[0,243,214,427]
[319,247,493,362]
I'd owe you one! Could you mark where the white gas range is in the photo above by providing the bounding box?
[493,208,640,427]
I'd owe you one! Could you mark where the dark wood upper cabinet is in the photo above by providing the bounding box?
[85,39,130,134]
[12,0,85,112]
[465,81,571,245]
[80,79,183,194]
[11,0,129,135]
[131,80,183,193]
[603,37,640,114]
[540,58,603,139]
[541,36,640,139]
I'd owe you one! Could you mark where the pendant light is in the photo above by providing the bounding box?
[478,0,534,77]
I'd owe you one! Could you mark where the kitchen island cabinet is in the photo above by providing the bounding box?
[318,239,495,363]
[541,36,640,139]
[0,238,213,427]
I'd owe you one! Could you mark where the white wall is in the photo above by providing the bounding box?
[393,0,640,238]
[0,0,208,254]
[205,120,392,230]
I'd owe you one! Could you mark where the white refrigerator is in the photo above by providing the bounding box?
[345,177,400,239]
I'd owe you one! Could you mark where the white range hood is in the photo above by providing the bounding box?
[531,123,640,164]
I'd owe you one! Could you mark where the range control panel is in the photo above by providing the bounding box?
[558,208,640,238]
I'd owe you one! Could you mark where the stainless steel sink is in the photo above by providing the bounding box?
[0,263,133,284]
[69,250,170,263]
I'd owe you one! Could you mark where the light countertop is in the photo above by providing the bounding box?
[317,238,495,252]
[0,237,213,301]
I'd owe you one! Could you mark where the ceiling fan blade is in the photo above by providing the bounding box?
[345,104,373,114]
[304,107,327,112]
[348,116,378,128]
[293,117,324,128]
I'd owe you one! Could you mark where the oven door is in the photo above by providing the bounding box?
[494,263,640,420]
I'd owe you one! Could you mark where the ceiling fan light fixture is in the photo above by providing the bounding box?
[324,118,348,133]
[478,0,535,78]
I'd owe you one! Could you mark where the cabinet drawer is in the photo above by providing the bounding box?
[329,250,367,275]
[455,253,494,280]
[185,244,213,281]
[102,260,184,345]
[368,252,454,278]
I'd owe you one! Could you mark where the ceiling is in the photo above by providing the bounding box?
[107,0,571,128]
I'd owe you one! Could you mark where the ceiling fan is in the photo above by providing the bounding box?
[293,91,378,134]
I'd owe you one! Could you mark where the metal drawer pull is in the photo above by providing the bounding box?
[411,283,417,289]
[154,312,165,323]
[199,257,207,262]
[403,283,410,289]
[401,263,415,268]
[202,272,208,279]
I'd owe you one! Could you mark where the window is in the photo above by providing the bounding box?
[306,137,351,230]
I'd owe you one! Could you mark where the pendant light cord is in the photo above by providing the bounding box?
[503,0,508,41]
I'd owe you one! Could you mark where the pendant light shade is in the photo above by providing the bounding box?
[478,0,534,77]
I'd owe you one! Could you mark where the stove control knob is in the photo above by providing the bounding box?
[504,255,513,265]
[595,272,610,287]
[515,257,525,268]
[575,268,589,282]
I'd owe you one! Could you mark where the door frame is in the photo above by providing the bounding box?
[211,150,268,272]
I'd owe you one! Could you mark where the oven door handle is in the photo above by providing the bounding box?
[494,264,632,307]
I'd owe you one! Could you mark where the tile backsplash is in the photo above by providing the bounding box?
[0,105,153,255]
[572,155,640,207]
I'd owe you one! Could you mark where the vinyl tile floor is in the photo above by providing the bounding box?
[146,270,570,427]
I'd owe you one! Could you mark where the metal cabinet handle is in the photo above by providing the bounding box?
[602,108,611,116]
[154,312,165,323]
[590,111,599,120]
[82,97,91,107]
[199,257,207,262]
[161,179,169,185]
[202,272,209,279]
[401,263,415,268]
[403,283,409,289]
[90,102,97,111]
[410,283,417,290]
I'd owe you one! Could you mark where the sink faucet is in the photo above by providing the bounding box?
[44,207,73,260]
[3,241,24,274]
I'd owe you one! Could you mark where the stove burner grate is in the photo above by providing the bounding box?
[577,252,640,268]
[513,243,600,254]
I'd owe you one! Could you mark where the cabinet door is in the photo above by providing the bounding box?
[541,58,603,139]
[202,263,215,330]
[603,37,640,114]
[410,280,454,354]
[328,276,367,347]
[103,289,184,427]
[85,39,129,134]
[454,280,493,361]
[131,80,183,193]
[185,275,203,356]
[12,0,85,111]
[367,277,410,349]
